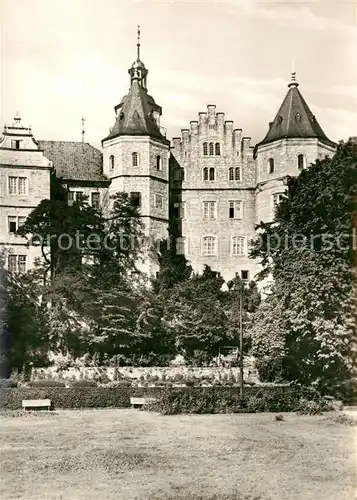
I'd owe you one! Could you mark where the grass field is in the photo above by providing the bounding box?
[0,409,355,500]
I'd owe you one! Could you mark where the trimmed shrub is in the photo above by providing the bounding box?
[29,380,66,388]
[147,386,328,415]
[0,387,163,410]
[0,379,17,388]
[69,380,97,388]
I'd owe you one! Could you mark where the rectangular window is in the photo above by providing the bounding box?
[229,201,242,219]
[241,270,249,281]
[272,193,286,208]
[18,255,27,273]
[232,236,246,256]
[203,201,216,220]
[7,255,26,273]
[8,177,17,194]
[68,191,75,205]
[8,255,17,273]
[176,237,186,255]
[11,140,22,150]
[202,236,216,256]
[130,192,141,207]
[18,216,26,227]
[173,202,185,219]
[155,194,163,210]
[8,216,17,233]
[18,177,27,195]
[91,192,100,209]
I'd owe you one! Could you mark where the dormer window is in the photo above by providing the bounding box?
[268,158,275,174]
[156,155,162,171]
[11,140,22,150]
[109,155,114,170]
[132,152,139,167]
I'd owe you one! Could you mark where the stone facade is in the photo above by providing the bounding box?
[0,61,337,281]
[0,115,52,271]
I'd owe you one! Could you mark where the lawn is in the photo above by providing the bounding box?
[0,409,355,500]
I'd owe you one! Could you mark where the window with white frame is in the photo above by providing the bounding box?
[68,191,84,205]
[203,201,216,220]
[231,236,246,256]
[229,167,241,181]
[228,200,242,219]
[8,216,26,233]
[202,236,217,256]
[8,254,27,273]
[272,192,286,209]
[8,176,27,195]
[155,193,163,210]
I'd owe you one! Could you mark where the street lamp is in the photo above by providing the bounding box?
[227,278,246,397]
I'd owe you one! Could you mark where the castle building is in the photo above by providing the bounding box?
[0,33,337,280]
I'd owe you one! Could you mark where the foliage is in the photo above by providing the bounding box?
[28,380,66,387]
[147,385,326,415]
[328,412,357,426]
[250,140,357,396]
[295,398,329,415]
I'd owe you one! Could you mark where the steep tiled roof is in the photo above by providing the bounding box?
[256,83,336,149]
[102,80,169,144]
[37,141,108,182]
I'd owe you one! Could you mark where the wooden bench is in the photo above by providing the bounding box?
[22,399,52,411]
[130,397,157,409]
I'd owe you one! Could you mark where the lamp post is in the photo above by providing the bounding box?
[239,286,244,398]
[227,278,245,398]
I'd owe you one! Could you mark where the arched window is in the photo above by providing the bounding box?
[235,167,241,181]
[109,155,114,170]
[209,142,214,156]
[203,167,209,181]
[297,154,305,170]
[203,142,208,156]
[156,155,162,171]
[268,158,275,174]
[132,152,139,167]
[202,236,216,256]
[209,167,215,181]
[229,167,234,181]
[215,143,220,155]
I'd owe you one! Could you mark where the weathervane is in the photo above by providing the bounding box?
[137,25,141,60]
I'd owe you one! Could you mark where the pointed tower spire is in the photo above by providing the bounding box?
[128,25,148,89]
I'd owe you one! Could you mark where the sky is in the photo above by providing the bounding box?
[1,0,356,148]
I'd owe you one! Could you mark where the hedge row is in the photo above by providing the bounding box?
[0,387,162,410]
[147,386,328,414]
[0,385,326,412]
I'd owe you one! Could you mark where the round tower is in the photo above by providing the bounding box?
[254,73,336,224]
